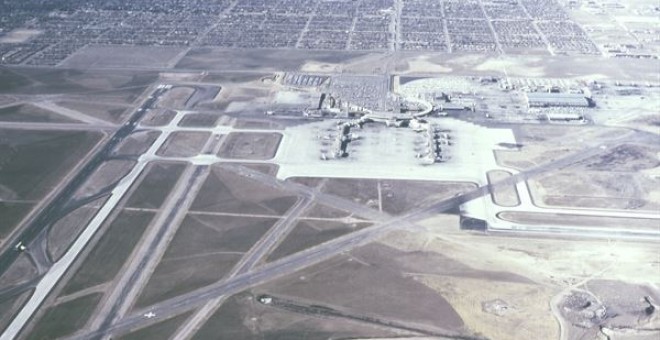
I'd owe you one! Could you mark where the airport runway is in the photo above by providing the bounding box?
[0,86,168,340]
[0,87,166,275]
[70,136,625,339]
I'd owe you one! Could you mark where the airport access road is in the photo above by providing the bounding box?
[70,136,621,340]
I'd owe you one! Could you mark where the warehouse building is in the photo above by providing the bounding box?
[525,92,592,108]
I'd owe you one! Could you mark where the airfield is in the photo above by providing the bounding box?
[0,0,659,340]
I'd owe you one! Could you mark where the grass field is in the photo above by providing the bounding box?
[188,165,298,216]
[157,131,210,157]
[0,129,103,201]
[26,293,102,340]
[134,214,277,308]
[47,202,104,261]
[217,132,282,160]
[266,220,372,263]
[125,162,187,209]
[61,210,154,296]
[56,100,131,124]
[0,202,33,241]
[178,113,219,127]
[119,312,192,340]
[0,104,76,123]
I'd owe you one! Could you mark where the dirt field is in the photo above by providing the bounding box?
[134,214,278,308]
[0,202,33,241]
[0,68,158,101]
[318,178,476,215]
[175,48,368,72]
[234,119,284,130]
[0,253,37,288]
[113,130,161,156]
[498,211,660,231]
[575,143,660,172]
[119,312,192,340]
[56,100,131,124]
[25,293,102,340]
[156,131,210,157]
[139,108,176,127]
[125,162,187,209]
[188,165,298,216]
[47,202,104,261]
[487,170,520,207]
[61,210,154,296]
[178,113,219,127]
[300,203,352,219]
[377,223,660,340]
[156,87,195,110]
[0,129,103,201]
[0,289,32,334]
[266,220,372,263]
[258,248,466,333]
[0,129,102,247]
[62,45,185,69]
[217,132,282,160]
[529,171,660,211]
[0,103,76,123]
[73,160,136,200]
[192,292,406,340]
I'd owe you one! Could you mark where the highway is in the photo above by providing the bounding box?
[69,136,620,340]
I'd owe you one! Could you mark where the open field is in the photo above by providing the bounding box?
[379,218,660,340]
[188,165,298,216]
[56,100,131,124]
[0,68,158,98]
[25,293,102,340]
[0,202,34,242]
[157,131,210,158]
[193,292,405,340]
[0,129,102,247]
[217,132,282,160]
[498,211,660,231]
[114,131,161,156]
[258,248,466,333]
[73,160,136,200]
[266,220,373,263]
[529,171,660,211]
[176,48,369,72]
[487,170,520,207]
[47,201,104,261]
[62,45,186,69]
[318,178,476,215]
[133,214,279,309]
[155,87,195,110]
[0,289,32,334]
[178,113,219,127]
[119,312,192,340]
[61,210,154,296]
[0,129,103,201]
[125,162,187,209]
[234,119,284,130]
[0,103,76,123]
[139,109,177,127]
